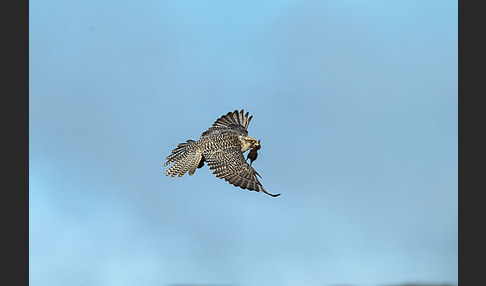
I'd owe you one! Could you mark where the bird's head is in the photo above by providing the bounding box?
[239,136,259,152]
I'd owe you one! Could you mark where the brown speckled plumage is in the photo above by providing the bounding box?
[164,110,280,197]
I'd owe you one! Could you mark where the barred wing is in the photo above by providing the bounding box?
[204,146,280,197]
[201,109,252,138]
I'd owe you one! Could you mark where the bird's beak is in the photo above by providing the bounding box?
[255,140,260,146]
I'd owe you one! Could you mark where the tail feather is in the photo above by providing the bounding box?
[165,140,203,177]
[164,139,195,166]
[188,152,203,176]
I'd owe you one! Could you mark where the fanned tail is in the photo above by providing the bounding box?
[164,140,203,177]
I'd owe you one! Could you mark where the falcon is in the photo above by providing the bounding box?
[164,109,280,197]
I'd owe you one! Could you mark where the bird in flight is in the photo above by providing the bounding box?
[164,109,280,197]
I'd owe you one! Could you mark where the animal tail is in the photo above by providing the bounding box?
[164,140,203,177]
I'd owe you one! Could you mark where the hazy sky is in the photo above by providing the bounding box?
[30,1,458,285]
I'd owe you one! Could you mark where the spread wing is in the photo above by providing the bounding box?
[201,109,253,138]
[204,146,280,197]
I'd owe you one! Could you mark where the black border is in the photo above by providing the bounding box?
[5,0,30,284]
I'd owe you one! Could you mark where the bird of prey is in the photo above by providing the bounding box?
[246,140,261,165]
[164,109,280,197]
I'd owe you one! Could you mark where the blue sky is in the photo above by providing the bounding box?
[29,1,458,285]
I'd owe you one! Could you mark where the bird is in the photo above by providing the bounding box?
[164,109,280,197]
[246,140,261,165]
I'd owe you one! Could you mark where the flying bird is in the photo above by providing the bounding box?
[164,110,280,197]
